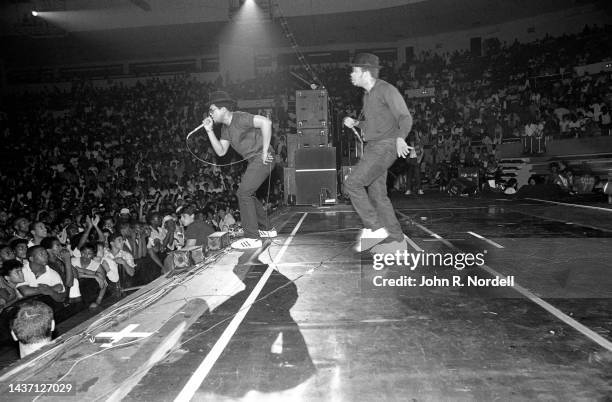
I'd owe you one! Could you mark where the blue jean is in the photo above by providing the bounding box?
[238,154,274,239]
[344,138,404,242]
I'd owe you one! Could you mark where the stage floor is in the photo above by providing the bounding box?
[1,194,611,401]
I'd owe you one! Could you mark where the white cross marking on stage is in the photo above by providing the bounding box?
[95,324,152,348]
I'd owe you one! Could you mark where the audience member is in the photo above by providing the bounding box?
[0,260,24,308]
[10,300,55,358]
[18,246,66,304]
[179,205,215,248]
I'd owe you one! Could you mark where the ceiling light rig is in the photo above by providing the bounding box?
[229,0,273,21]
[15,1,67,37]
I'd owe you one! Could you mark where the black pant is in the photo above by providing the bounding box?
[237,154,274,238]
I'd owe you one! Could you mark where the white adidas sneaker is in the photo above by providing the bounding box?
[354,227,389,252]
[231,238,263,249]
[258,229,278,238]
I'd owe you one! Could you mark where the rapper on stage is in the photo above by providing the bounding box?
[203,91,277,249]
[343,53,413,252]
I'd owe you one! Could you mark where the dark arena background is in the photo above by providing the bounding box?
[0,0,612,400]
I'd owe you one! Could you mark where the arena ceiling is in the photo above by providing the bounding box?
[0,0,606,68]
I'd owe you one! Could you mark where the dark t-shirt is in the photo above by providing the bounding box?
[185,220,215,247]
[220,112,262,158]
[361,79,412,142]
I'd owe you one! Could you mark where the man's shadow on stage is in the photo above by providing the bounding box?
[199,249,316,397]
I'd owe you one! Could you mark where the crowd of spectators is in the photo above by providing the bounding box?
[370,24,610,193]
[0,75,285,355]
[235,25,611,194]
[1,24,611,358]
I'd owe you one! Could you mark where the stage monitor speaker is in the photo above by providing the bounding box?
[295,147,335,170]
[296,90,328,129]
[295,170,337,205]
[294,147,337,205]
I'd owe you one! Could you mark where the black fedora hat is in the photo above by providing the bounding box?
[351,53,381,69]
[207,90,235,108]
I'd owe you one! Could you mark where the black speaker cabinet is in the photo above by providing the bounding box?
[294,147,337,205]
[295,147,335,170]
[296,90,328,129]
[286,130,331,168]
[297,128,330,148]
[295,171,337,205]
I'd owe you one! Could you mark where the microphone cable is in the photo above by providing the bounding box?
[185,123,256,167]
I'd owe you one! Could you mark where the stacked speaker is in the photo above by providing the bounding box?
[284,90,337,205]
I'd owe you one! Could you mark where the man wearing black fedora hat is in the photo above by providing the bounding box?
[203,91,276,249]
[343,53,413,252]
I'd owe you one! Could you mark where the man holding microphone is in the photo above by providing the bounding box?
[343,53,414,252]
[203,91,277,249]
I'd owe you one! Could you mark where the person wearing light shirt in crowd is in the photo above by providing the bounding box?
[41,236,79,302]
[9,240,33,282]
[71,243,108,309]
[104,232,135,281]
[117,222,136,254]
[146,212,174,272]
[165,215,185,252]
[17,246,65,304]
[218,209,236,232]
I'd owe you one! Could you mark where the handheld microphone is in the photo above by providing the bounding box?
[349,126,363,143]
[187,118,212,139]
[186,123,205,140]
